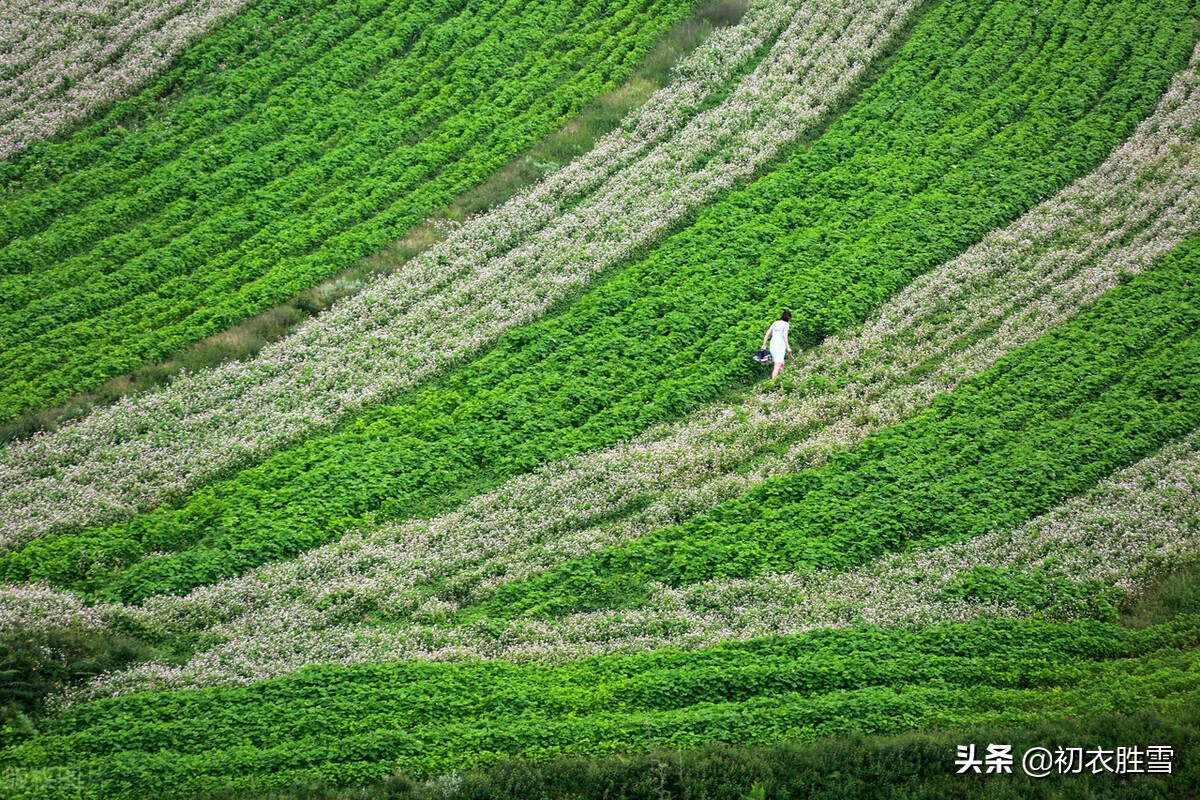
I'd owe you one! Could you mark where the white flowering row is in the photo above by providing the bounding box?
[0,0,919,547]
[118,39,1200,637]
[60,414,1200,703]
[0,0,257,158]
[429,429,1200,662]
[36,44,1200,701]
[0,582,112,633]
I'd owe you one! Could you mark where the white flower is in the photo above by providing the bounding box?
[0,0,920,545]
[0,0,255,157]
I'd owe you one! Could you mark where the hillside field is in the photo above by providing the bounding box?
[3,0,1200,797]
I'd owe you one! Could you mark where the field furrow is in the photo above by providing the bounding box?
[0,0,259,157]
[0,0,704,419]
[0,0,926,544]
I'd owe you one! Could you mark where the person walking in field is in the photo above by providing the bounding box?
[762,310,793,380]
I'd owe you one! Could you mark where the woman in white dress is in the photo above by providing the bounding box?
[762,310,792,380]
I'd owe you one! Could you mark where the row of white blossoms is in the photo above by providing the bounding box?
[0,0,258,157]
[20,41,1200,702]
[0,0,920,547]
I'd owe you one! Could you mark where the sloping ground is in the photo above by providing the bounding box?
[461,251,1200,632]
[0,0,920,540]
[200,703,1200,800]
[0,0,260,157]
[5,619,1199,794]
[5,0,1200,795]
[0,0,705,420]
[7,32,1200,799]
[2,0,1191,607]
[47,219,1200,699]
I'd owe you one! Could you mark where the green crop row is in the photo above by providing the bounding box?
[184,708,1200,800]
[5,0,1191,604]
[4,616,1199,797]
[461,241,1200,621]
[0,0,698,420]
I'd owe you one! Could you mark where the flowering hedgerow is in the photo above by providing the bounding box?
[0,0,920,544]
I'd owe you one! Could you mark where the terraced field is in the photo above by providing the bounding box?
[3,0,1200,796]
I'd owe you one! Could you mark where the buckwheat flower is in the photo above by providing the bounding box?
[1,0,919,544]
[55,45,1200,702]
[0,0,256,156]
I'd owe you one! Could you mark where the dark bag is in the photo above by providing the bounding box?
[753,349,773,364]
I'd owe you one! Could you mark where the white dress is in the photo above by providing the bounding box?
[768,320,789,363]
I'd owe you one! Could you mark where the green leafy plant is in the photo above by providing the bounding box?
[3,616,1199,796]
[474,248,1200,621]
[7,0,1193,604]
[0,0,700,420]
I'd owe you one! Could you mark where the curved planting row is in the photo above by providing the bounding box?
[15,43,1200,699]
[3,0,1193,605]
[7,2,1200,789]
[0,0,703,420]
[0,0,920,540]
[4,616,1199,796]
[0,0,258,158]
[577,427,1200,653]
[471,246,1200,623]
[332,429,1200,666]
[74,231,1200,698]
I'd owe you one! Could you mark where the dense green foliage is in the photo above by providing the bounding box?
[200,710,1200,799]
[9,565,1200,799]
[10,0,1194,604]
[6,0,1200,797]
[0,628,167,722]
[4,617,1198,797]
[0,0,700,421]
[936,566,1123,621]
[0,2,749,446]
[463,246,1200,620]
